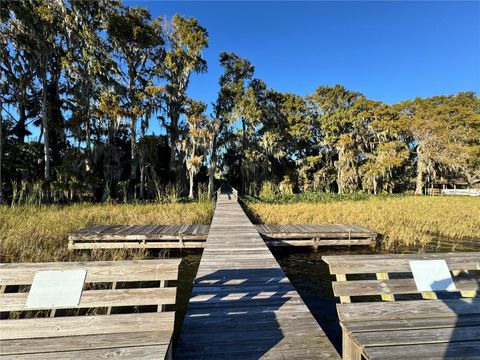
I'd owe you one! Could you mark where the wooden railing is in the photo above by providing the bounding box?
[441,188,480,196]
[427,188,480,196]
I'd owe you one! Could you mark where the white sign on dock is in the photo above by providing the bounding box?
[409,260,456,292]
[25,270,87,309]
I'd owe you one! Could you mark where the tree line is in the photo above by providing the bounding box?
[1,0,479,204]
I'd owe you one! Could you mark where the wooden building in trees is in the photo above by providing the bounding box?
[427,178,480,196]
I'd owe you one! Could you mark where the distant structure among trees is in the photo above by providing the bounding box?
[428,177,480,196]
[1,0,479,204]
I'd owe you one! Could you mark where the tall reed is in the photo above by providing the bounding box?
[1,201,214,263]
[245,195,480,249]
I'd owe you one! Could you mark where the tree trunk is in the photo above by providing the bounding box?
[141,112,148,138]
[188,170,194,199]
[17,101,27,144]
[0,95,4,203]
[336,145,347,194]
[208,155,216,198]
[129,71,136,181]
[130,114,136,180]
[240,117,246,194]
[85,96,91,150]
[168,110,180,176]
[139,113,148,200]
[337,169,343,194]
[415,144,424,195]
[139,163,145,200]
[208,135,218,197]
[85,113,91,172]
[169,134,177,170]
[41,73,50,182]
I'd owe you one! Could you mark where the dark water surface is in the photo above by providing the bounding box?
[171,249,202,346]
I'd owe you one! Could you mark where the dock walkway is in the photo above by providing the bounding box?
[175,188,340,359]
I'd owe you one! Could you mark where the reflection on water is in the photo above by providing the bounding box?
[389,237,480,254]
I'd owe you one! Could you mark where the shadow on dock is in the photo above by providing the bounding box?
[433,278,480,359]
[175,268,335,359]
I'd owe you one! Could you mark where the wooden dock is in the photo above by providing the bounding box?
[323,253,480,359]
[69,224,376,249]
[0,259,181,359]
[68,224,209,249]
[257,224,376,247]
[174,188,340,359]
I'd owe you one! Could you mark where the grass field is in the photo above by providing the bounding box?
[2,194,478,263]
[244,195,480,250]
[0,201,214,263]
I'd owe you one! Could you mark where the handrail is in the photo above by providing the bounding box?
[441,188,480,196]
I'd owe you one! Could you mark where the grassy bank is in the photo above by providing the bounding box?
[0,201,214,263]
[244,195,480,250]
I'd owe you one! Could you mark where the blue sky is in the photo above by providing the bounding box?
[125,0,480,114]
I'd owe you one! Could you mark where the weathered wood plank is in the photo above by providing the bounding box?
[332,276,480,297]
[175,187,340,359]
[69,241,205,249]
[0,331,171,355]
[323,253,480,274]
[0,259,180,285]
[0,287,177,312]
[376,272,395,301]
[352,325,480,347]
[256,224,376,240]
[365,340,480,360]
[1,312,175,341]
[0,345,169,360]
[342,314,480,333]
[176,335,335,358]
[265,238,374,247]
[337,298,480,323]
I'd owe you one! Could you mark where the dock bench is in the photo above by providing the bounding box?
[0,259,181,359]
[323,252,480,360]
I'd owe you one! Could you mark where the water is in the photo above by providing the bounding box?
[171,249,202,346]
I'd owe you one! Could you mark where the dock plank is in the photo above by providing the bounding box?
[68,223,376,249]
[174,187,339,359]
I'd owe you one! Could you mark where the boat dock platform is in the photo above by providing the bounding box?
[174,187,340,359]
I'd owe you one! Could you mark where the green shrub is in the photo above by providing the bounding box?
[259,181,277,200]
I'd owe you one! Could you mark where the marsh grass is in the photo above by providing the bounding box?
[246,191,372,204]
[0,201,214,263]
[244,195,480,250]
